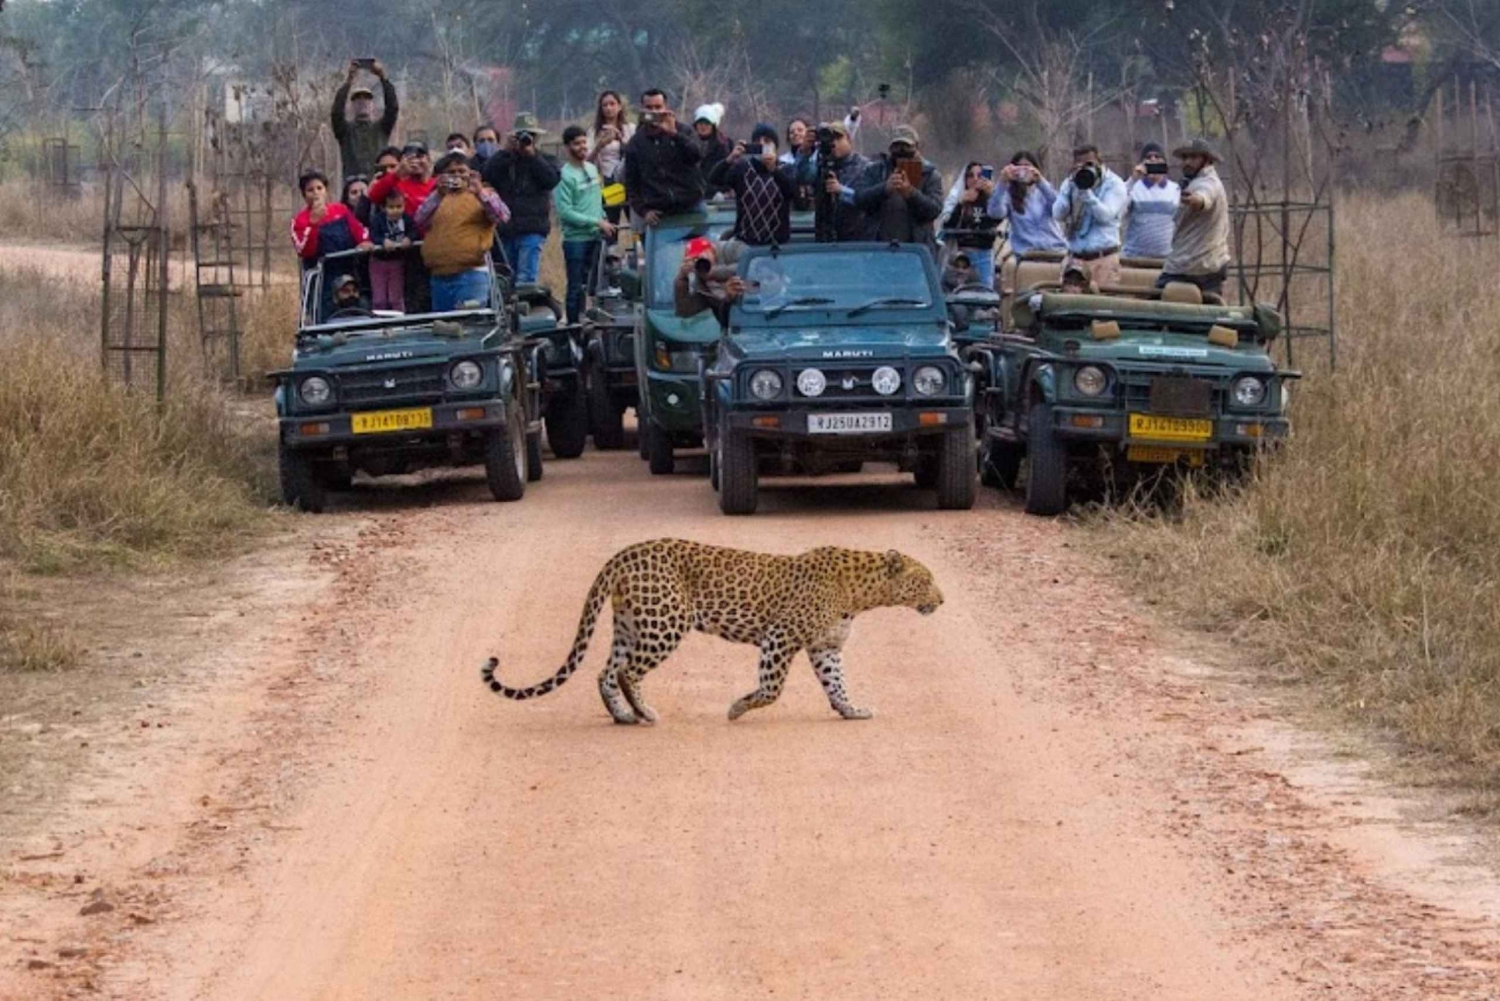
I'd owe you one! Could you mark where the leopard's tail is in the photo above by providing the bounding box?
[481,561,615,701]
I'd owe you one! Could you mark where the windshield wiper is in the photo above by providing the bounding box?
[763,296,835,319]
[846,297,928,317]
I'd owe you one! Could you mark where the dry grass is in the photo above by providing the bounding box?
[0,269,277,574]
[1093,190,1500,790]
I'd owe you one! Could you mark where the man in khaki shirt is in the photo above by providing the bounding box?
[1157,138,1231,298]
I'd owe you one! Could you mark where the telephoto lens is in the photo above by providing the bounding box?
[1074,165,1099,190]
[694,257,712,276]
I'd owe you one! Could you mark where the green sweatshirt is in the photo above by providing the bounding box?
[553,161,605,243]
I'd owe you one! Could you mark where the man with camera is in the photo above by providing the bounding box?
[480,112,562,285]
[1122,141,1180,261]
[674,236,746,327]
[416,152,511,311]
[813,121,871,242]
[624,88,706,228]
[1158,138,1231,298]
[331,59,399,183]
[1051,143,1128,288]
[852,125,944,248]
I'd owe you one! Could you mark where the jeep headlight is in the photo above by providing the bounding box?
[871,366,901,396]
[749,369,783,401]
[450,360,483,390]
[796,368,826,397]
[1074,365,1107,397]
[1233,376,1267,407]
[299,376,332,406]
[913,366,945,396]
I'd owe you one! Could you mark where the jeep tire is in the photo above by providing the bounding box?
[718,424,758,515]
[525,428,544,482]
[278,441,327,513]
[545,385,589,459]
[484,405,527,502]
[1024,401,1068,516]
[587,369,627,450]
[646,419,675,475]
[981,437,1023,490]
[934,428,977,510]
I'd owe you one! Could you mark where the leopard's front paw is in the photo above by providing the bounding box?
[838,706,874,720]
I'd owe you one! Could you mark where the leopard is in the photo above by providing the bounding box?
[480,538,944,724]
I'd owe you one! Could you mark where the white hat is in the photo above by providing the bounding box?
[693,103,725,127]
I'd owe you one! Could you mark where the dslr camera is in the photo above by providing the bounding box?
[1073,164,1099,190]
[516,131,535,148]
[815,124,837,157]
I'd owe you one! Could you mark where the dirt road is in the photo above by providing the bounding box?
[5,449,1500,999]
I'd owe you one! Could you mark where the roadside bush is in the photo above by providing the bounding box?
[1095,191,1500,787]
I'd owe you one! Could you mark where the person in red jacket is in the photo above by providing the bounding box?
[366,141,436,217]
[290,170,372,268]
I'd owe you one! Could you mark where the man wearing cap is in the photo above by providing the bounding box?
[1052,143,1128,289]
[330,272,371,315]
[624,88,705,227]
[815,120,871,242]
[852,125,944,248]
[331,59,399,183]
[1122,141,1180,261]
[1158,138,1231,297]
[708,124,797,246]
[481,112,562,285]
[674,237,746,326]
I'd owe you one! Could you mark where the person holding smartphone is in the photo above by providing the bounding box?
[415,153,511,311]
[1122,141,1180,261]
[331,58,399,183]
[707,124,797,246]
[940,162,1002,289]
[852,125,944,249]
[986,150,1066,258]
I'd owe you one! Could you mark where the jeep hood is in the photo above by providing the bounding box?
[727,324,951,362]
[1064,329,1277,373]
[293,324,491,368]
[644,308,721,345]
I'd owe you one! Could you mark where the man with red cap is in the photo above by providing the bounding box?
[674,236,746,325]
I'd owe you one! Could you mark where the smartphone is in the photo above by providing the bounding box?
[639,111,660,128]
[354,57,377,69]
[898,159,923,188]
[980,164,995,182]
[746,143,764,157]
[1146,162,1170,176]
[443,174,465,191]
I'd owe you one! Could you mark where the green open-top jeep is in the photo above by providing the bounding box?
[972,287,1297,515]
[272,249,542,511]
[703,241,976,515]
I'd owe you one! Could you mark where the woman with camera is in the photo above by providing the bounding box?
[1122,141,1180,261]
[587,91,635,231]
[985,151,1066,258]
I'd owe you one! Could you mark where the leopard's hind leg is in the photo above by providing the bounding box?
[618,608,687,724]
[598,609,640,725]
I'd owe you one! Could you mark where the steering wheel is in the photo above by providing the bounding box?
[952,283,997,296]
[327,307,373,320]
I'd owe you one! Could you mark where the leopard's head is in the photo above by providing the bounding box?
[881,550,944,615]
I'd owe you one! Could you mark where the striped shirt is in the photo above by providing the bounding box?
[1122,177,1181,259]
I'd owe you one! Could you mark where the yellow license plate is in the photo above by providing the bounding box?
[1127,445,1205,466]
[351,408,434,434]
[1128,413,1213,441]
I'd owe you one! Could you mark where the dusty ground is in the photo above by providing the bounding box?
[3,447,1500,1000]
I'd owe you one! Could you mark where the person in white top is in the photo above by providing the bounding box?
[1121,141,1180,260]
[587,89,636,230]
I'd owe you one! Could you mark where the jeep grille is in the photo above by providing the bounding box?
[338,363,446,406]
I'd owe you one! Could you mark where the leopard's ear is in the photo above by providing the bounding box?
[885,550,904,577]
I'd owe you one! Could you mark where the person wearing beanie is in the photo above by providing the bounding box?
[707,123,798,246]
[693,102,735,196]
[1122,140,1180,260]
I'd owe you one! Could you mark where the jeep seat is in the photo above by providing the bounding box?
[1160,281,1204,305]
[1117,256,1163,291]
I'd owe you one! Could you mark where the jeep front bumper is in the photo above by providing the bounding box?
[280,400,507,449]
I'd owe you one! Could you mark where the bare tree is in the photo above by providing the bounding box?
[658,35,769,131]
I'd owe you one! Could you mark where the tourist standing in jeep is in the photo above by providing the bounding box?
[481,113,561,285]
[331,59,399,183]
[852,126,944,249]
[624,89,706,227]
[1157,138,1231,298]
[1052,143,1128,289]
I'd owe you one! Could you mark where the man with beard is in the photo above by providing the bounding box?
[1157,138,1230,298]
[817,120,872,242]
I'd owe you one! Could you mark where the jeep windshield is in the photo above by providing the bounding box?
[738,248,934,317]
[648,222,721,307]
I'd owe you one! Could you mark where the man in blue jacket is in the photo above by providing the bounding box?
[1052,143,1128,289]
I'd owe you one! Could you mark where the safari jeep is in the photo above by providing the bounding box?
[582,241,643,450]
[703,242,976,515]
[510,283,590,461]
[633,205,738,474]
[273,249,542,512]
[972,286,1297,516]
